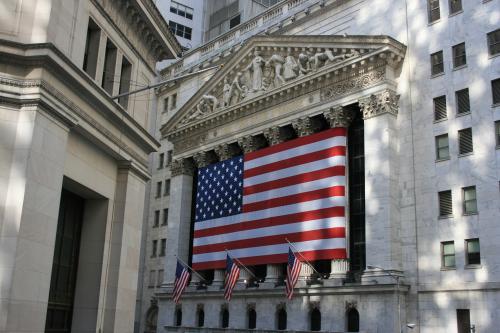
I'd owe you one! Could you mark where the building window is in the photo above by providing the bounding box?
[431,51,444,75]
[102,39,117,95]
[438,190,453,217]
[149,270,156,287]
[171,93,177,109]
[153,210,160,227]
[156,182,162,198]
[435,134,450,160]
[310,308,321,331]
[160,239,166,257]
[197,308,205,327]
[458,128,473,155]
[277,308,287,330]
[166,150,173,166]
[169,21,192,40]
[495,121,500,147]
[487,29,500,56]
[170,1,193,20]
[462,186,477,214]
[162,208,169,225]
[247,308,256,329]
[157,269,164,287]
[83,18,101,79]
[118,56,132,109]
[221,308,229,328]
[158,153,165,169]
[449,0,462,15]
[151,240,157,258]
[163,97,169,113]
[433,95,447,121]
[229,14,241,29]
[492,78,500,105]
[428,0,440,23]
[456,88,470,115]
[465,239,480,265]
[441,241,455,268]
[164,179,171,196]
[452,42,467,68]
[456,309,471,333]
[175,308,182,326]
[347,308,360,332]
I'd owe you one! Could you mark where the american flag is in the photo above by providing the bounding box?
[192,128,347,270]
[224,254,240,301]
[172,260,190,304]
[285,248,302,299]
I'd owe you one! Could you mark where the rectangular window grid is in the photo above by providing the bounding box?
[435,134,450,160]
[431,51,444,75]
[434,95,447,121]
[458,128,473,155]
[492,78,500,105]
[465,239,480,265]
[449,0,462,14]
[169,21,192,40]
[487,29,500,56]
[452,42,467,68]
[462,186,477,214]
[442,241,455,268]
[170,1,193,20]
[456,88,470,115]
[428,0,440,22]
[438,190,453,217]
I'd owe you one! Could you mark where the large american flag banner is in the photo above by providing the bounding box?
[192,127,347,270]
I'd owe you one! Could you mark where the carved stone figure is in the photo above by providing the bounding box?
[187,94,218,121]
[245,50,265,91]
[297,51,312,76]
[266,54,286,87]
[229,72,247,104]
[283,53,298,80]
[222,77,231,107]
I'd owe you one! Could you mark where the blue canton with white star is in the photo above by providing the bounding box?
[195,156,244,222]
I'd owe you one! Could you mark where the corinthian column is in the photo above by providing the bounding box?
[164,158,195,285]
[291,117,314,137]
[358,89,403,284]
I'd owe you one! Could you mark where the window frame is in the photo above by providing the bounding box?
[151,240,158,258]
[156,181,162,198]
[428,0,441,23]
[448,0,463,15]
[441,241,456,269]
[458,127,473,156]
[487,28,500,56]
[160,238,166,257]
[158,153,164,169]
[495,121,500,148]
[465,238,481,266]
[153,210,160,227]
[430,51,444,76]
[433,95,447,121]
[435,134,450,161]
[462,186,478,215]
[438,190,453,218]
[162,208,169,226]
[149,269,156,287]
[455,88,470,115]
[452,42,467,68]
[164,179,171,196]
[492,78,500,105]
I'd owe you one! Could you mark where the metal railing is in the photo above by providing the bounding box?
[165,326,366,333]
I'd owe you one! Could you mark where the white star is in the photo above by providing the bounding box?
[229,208,232,213]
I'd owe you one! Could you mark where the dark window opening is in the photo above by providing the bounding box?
[229,14,241,29]
[431,51,444,75]
[221,308,229,328]
[449,0,462,15]
[492,78,500,105]
[456,309,471,333]
[453,42,467,68]
[433,95,447,121]
[277,308,287,330]
[347,308,360,332]
[310,308,321,331]
[248,308,256,329]
[458,128,473,155]
[118,56,132,109]
[197,308,204,327]
[175,308,182,326]
[428,0,440,22]
[438,190,453,217]
[487,29,500,56]
[102,40,117,95]
[466,239,480,265]
[83,18,100,79]
[169,21,192,40]
[456,88,470,115]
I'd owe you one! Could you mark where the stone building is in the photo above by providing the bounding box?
[152,0,499,332]
[0,0,180,332]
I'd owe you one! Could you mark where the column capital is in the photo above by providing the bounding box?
[359,89,399,120]
[323,106,355,128]
[263,126,284,146]
[292,117,314,137]
[192,151,210,168]
[238,135,258,153]
[214,144,237,161]
[171,158,195,176]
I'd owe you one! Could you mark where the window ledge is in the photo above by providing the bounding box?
[433,118,448,124]
[492,103,500,109]
[449,10,463,18]
[463,212,478,216]
[456,111,471,118]
[488,53,500,60]
[427,19,442,27]
[458,152,474,157]
[431,72,445,79]
[440,267,456,271]
[453,64,467,71]
[465,264,482,269]
[496,145,500,150]
[435,157,450,163]
[438,214,453,219]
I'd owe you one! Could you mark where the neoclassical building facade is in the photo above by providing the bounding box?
[146,0,500,332]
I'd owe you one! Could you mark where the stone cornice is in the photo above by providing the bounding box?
[0,40,160,155]
[162,35,405,147]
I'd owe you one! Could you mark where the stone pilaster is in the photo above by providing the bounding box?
[209,269,225,290]
[165,158,195,285]
[323,106,355,128]
[237,135,259,153]
[359,89,402,283]
[192,151,210,168]
[291,117,314,137]
[263,126,284,146]
[214,144,238,161]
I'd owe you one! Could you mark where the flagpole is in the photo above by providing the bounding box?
[225,249,258,280]
[174,255,208,282]
[285,238,324,278]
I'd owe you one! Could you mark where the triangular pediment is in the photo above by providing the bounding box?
[162,35,405,140]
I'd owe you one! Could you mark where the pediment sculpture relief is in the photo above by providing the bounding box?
[179,47,362,126]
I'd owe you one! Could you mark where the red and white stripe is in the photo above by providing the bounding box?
[192,128,347,270]
[173,269,190,303]
[285,254,302,299]
[224,264,240,301]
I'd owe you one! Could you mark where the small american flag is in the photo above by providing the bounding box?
[224,254,240,301]
[172,260,190,304]
[192,128,347,270]
[285,248,302,299]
